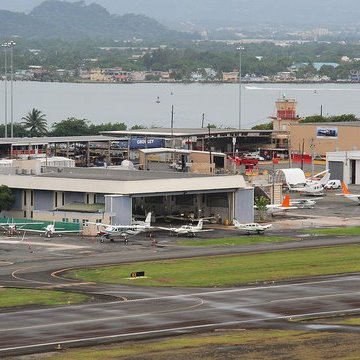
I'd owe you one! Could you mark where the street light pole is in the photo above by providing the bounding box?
[9,41,16,138]
[2,42,9,138]
[237,46,244,130]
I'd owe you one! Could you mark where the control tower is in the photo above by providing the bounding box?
[272,95,301,132]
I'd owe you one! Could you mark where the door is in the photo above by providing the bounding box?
[328,161,344,181]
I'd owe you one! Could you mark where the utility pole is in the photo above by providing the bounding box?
[237,46,244,130]
[309,138,315,178]
[201,113,205,128]
[208,124,212,173]
[9,41,15,138]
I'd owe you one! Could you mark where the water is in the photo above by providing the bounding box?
[1,81,360,129]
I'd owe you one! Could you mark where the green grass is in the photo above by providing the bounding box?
[0,288,89,308]
[34,330,360,360]
[65,244,360,287]
[177,235,294,247]
[305,227,360,236]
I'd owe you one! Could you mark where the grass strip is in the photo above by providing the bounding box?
[177,235,294,247]
[66,244,360,287]
[37,330,360,360]
[0,288,89,308]
[305,227,360,236]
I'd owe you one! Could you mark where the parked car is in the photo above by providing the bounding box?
[243,153,265,161]
[324,180,341,190]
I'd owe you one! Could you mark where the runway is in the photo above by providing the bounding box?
[1,274,360,356]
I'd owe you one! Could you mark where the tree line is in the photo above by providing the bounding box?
[0,108,129,137]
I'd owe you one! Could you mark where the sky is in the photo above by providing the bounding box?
[2,0,360,26]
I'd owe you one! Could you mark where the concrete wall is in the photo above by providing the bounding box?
[33,190,53,211]
[291,124,360,155]
[234,188,254,223]
[105,195,132,225]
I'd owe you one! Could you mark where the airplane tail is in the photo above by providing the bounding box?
[319,171,331,185]
[144,212,152,227]
[281,195,290,207]
[196,219,203,230]
[233,218,241,227]
[341,181,351,195]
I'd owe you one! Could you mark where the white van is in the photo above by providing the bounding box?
[324,180,341,190]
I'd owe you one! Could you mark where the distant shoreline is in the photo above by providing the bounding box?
[2,79,359,85]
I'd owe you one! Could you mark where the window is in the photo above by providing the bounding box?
[82,219,89,226]
[30,211,33,219]
[62,218,69,223]
[30,191,34,206]
[54,192,58,207]
[23,190,27,206]
[62,192,65,206]
[72,219,80,223]
[23,211,27,218]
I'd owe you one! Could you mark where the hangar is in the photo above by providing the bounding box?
[327,151,360,184]
[0,163,254,232]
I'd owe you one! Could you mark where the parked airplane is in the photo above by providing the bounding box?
[291,183,325,196]
[158,219,212,237]
[290,170,330,196]
[261,195,298,215]
[337,182,360,204]
[232,219,272,234]
[0,219,44,236]
[290,198,318,208]
[91,212,152,242]
[22,221,82,238]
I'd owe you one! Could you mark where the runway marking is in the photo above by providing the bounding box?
[0,297,205,332]
[1,307,359,354]
[0,261,13,266]
[0,239,86,250]
[11,267,52,285]
[270,291,360,303]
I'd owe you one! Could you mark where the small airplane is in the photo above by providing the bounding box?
[289,198,318,208]
[158,219,212,237]
[290,170,330,196]
[90,212,152,242]
[261,195,298,215]
[21,221,82,238]
[336,182,360,204]
[0,219,44,236]
[291,183,325,196]
[232,219,272,234]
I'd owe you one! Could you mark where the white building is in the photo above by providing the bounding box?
[326,151,360,184]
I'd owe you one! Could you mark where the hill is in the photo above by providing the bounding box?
[2,0,360,27]
[0,0,193,41]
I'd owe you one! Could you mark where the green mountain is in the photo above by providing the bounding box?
[0,0,194,40]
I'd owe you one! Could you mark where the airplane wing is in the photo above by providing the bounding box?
[20,228,46,233]
[54,229,81,233]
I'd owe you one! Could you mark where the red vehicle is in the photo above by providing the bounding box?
[228,156,258,166]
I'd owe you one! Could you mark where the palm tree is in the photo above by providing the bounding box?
[22,108,48,137]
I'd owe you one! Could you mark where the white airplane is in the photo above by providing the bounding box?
[22,221,82,238]
[289,198,318,208]
[158,219,212,237]
[232,219,272,234]
[91,212,152,242]
[290,170,330,196]
[258,195,297,215]
[336,182,360,204]
[0,219,44,236]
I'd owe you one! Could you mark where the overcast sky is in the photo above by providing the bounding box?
[2,0,360,26]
